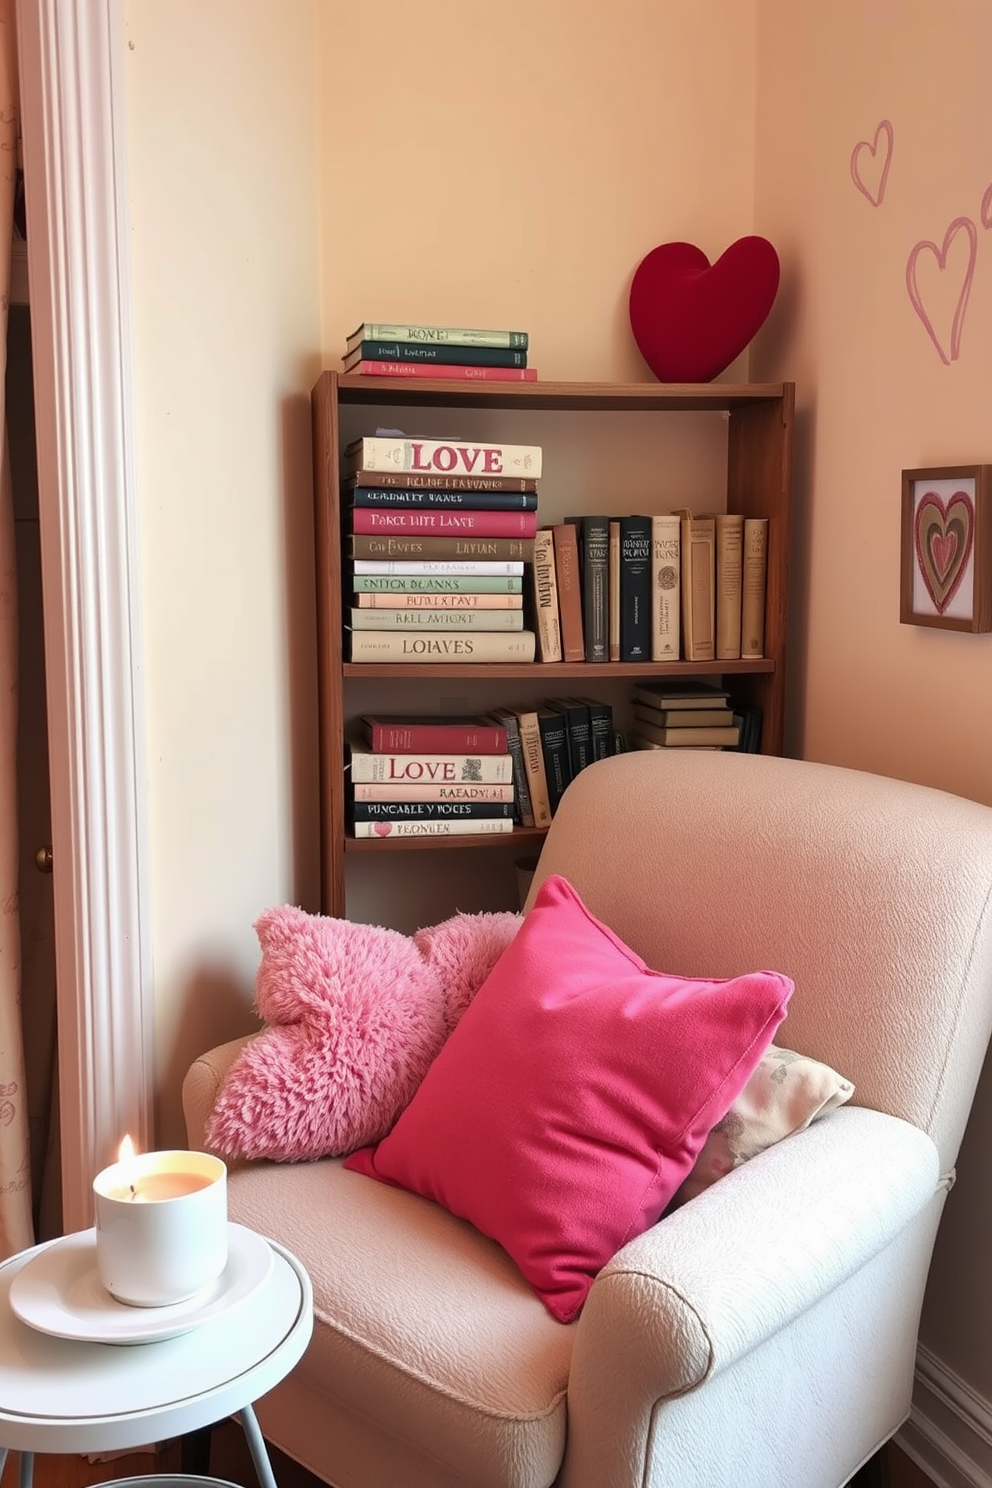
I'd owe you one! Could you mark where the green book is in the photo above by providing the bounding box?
[352,575,523,594]
[347,322,528,351]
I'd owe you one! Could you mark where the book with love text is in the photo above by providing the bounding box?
[347,739,515,784]
[346,436,542,479]
[346,323,528,351]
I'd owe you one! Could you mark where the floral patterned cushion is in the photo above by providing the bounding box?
[676,1045,855,1204]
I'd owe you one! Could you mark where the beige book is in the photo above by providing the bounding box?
[676,510,715,662]
[630,716,740,749]
[348,630,537,663]
[650,513,681,661]
[608,519,621,661]
[352,818,514,838]
[633,704,734,729]
[714,513,744,659]
[514,710,554,828]
[741,518,769,659]
[530,528,563,662]
[349,608,524,630]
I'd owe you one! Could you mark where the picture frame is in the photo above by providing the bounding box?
[900,465,992,632]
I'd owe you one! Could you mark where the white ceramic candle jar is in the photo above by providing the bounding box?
[93,1145,228,1307]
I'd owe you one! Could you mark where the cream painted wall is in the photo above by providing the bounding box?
[121,0,322,1144]
[753,0,992,1427]
[314,0,761,928]
[314,0,757,383]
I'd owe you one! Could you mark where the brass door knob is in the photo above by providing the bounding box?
[34,846,53,874]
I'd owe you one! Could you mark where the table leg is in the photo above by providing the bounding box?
[17,1453,32,1488]
[180,1425,213,1476]
[236,1405,278,1488]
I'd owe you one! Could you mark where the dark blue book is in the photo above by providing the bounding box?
[351,801,514,822]
[345,341,527,368]
[579,516,610,662]
[619,515,653,662]
[536,708,572,816]
[572,696,615,762]
[545,698,594,777]
[729,705,763,754]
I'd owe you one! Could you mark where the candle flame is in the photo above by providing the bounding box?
[118,1134,136,1163]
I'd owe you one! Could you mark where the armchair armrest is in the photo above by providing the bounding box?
[182,1035,255,1151]
[561,1106,942,1487]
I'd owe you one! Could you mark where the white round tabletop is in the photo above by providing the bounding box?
[0,1229,313,1454]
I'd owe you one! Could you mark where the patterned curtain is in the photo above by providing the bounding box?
[0,0,35,1258]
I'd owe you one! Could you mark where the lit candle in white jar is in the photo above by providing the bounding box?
[93,1137,228,1307]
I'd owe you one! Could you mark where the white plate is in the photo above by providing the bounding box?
[8,1222,275,1344]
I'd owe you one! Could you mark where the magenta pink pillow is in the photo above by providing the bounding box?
[345,875,792,1322]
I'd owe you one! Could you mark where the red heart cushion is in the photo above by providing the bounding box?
[629,236,780,383]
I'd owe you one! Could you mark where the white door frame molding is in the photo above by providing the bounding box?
[15,0,152,1232]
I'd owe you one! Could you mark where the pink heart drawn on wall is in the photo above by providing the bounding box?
[981,182,992,229]
[905,216,977,365]
[914,489,974,614]
[850,120,893,207]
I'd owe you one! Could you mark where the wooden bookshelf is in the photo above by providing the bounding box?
[312,373,795,918]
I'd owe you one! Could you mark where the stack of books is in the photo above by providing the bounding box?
[347,715,516,838]
[626,683,741,751]
[345,432,542,663]
[342,321,537,382]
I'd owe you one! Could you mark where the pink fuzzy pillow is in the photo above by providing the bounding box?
[414,910,523,1032]
[206,904,520,1163]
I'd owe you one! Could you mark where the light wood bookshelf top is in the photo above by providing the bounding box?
[342,658,775,681]
[329,373,790,413]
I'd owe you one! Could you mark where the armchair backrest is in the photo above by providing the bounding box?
[526,751,992,1174]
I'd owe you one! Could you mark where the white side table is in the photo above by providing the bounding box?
[0,1230,313,1488]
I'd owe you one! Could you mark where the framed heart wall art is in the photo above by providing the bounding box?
[900,465,992,632]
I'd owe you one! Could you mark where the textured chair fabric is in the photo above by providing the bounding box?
[184,751,992,1488]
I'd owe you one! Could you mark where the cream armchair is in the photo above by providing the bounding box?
[184,751,992,1488]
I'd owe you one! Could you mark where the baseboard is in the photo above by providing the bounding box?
[897,1344,992,1488]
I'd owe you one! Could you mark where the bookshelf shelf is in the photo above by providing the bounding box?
[312,371,795,918]
[335,374,788,413]
[342,658,775,681]
[344,825,549,855]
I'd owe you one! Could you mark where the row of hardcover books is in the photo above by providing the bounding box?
[533,511,769,665]
[345,686,762,837]
[343,433,543,664]
[342,320,538,383]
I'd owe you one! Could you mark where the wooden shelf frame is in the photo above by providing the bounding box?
[312,373,795,918]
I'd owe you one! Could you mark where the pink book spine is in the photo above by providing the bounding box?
[350,361,538,382]
[351,508,538,539]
